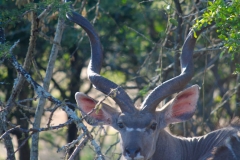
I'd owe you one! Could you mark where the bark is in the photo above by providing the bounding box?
[30,17,65,160]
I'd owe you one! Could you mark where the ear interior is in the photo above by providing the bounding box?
[75,93,104,120]
[163,85,199,124]
[75,92,119,125]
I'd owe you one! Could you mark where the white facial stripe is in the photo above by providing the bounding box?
[136,152,144,159]
[126,127,146,132]
[124,153,144,160]
[136,128,146,132]
[126,127,134,132]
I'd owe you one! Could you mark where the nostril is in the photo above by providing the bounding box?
[125,147,141,158]
[135,148,141,155]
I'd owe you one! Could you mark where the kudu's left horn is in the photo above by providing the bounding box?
[141,29,206,112]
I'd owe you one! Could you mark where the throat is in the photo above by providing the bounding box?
[152,130,183,160]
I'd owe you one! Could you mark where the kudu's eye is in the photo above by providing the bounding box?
[150,122,157,130]
[117,122,124,129]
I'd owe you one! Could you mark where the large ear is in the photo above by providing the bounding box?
[75,92,120,126]
[161,85,199,124]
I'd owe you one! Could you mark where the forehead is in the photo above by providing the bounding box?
[118,111,155,128]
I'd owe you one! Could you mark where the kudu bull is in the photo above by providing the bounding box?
[66,9,240,160]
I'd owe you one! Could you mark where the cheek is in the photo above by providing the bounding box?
[118,131,127,148]
[141,132,158,157]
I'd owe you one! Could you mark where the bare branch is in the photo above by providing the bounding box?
[7,45,105,160]
[30,15,65,160]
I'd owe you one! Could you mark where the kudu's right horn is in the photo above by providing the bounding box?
[66,7,136,113]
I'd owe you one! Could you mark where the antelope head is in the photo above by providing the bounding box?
[67,9,204,160]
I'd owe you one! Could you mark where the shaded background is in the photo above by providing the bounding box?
[0,0,239,159]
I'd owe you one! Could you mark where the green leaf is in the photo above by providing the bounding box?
[169,18,178,26]
[193,31,197,38]
[208,1,213,6]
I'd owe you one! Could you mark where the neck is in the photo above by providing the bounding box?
[151,129,184,160]
[152,126,238,160]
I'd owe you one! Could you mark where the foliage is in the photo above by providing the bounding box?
[0,0,240,160]
[0,0,71,27]
[0,42,11,58]
[193,0,240,60]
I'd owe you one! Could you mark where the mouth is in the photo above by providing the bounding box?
[124,155,145,160]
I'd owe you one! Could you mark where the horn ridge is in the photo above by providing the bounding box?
[141,29,205,112]
[66,10,135,113]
